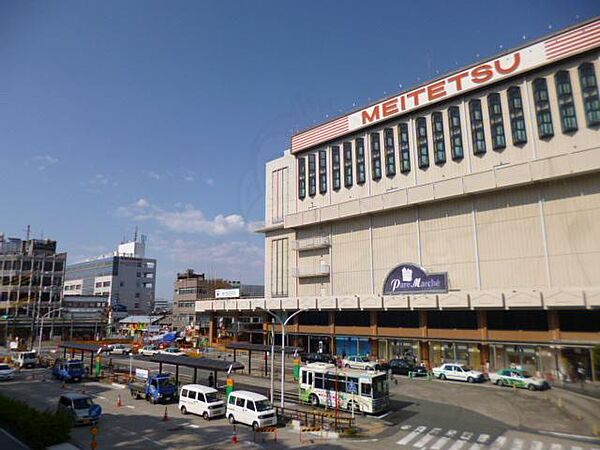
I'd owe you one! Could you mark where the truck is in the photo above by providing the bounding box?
[52,358,86,382]
[128,372,177,404]
[12,350,38,369]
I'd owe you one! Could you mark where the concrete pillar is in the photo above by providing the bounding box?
[547,310,560,341]
[419,341,430,368]
[418,311,428,338]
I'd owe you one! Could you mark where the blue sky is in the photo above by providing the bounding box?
[1,0,598,299]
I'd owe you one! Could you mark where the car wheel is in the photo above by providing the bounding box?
[202,411,209,421]
[228,414,235,424]
[180,406,187,415]
[344,364,350,368]
[528,384,537,391]
[440,374,446,380]
[467,377,474,383]
[495,379,502,386]
[252,421,259,431]
[130,390,137,398]
[309,394,319,407]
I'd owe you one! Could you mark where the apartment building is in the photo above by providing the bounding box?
[201,19,600,382]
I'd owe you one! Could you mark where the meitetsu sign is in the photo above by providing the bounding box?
[383,264,448,295]
[291,18,600,153]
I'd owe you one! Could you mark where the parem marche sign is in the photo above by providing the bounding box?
[291,19,600,153]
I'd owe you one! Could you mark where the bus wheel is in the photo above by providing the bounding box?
[309,394,319,407]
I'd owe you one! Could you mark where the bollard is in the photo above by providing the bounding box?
[231,424,238,444]
[162,406,169,422]
[117,394,123,407]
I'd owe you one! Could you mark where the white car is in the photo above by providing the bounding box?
[179,384,225,419]
[0,363,15,381]
[342,356,378,371]
[109,344,132,355]
[432,363,485,383]
[489,368,550,391]
[160,347,186,356]
[139,346,160,356]
[227,390,277,430]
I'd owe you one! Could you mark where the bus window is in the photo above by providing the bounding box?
[308,372,313,386]
[302,370,307,384]
[372,375,388,399]
[315,373,324,389]
[360,382,372,397]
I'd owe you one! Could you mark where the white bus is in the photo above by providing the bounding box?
[299,362,389,414]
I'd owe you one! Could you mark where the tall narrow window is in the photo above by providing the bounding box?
[533,78,554,138]
[555,71,578,133]
[416,117,429,168]
[398,124,411,173]
[370,132,382,180]
[298,157,306,199]
[507,86,527,144]
[431,112,446,164]
[469,99,486,154]
[579,62,600,126]
[318,150,327,194]
[384,128,396,177]
[487,93,506,150]
[271,238,288,297]
[343,142,353,187]
[308,153,316,197]
[332,145,341,191]
[355,138,366,184]
[448,106,464,160]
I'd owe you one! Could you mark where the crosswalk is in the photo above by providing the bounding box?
[395,425,600,450]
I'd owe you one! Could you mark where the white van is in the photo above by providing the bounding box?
[179,384,225,420]
[12,351,37,369]
[226,390,277,430]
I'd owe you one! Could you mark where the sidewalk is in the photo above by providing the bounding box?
[552,381,600,400]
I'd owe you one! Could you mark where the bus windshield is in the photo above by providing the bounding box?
[372,375,388,399]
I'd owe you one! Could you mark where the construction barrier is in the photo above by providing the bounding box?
[253,427,278,442]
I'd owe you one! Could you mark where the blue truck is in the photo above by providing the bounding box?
[52,358,86,382]
[128,372,177,404]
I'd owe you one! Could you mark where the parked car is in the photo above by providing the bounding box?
[11,350,37,369]
[342,355,377,371]
[226,390,277,430]
[109,344,132,355]
[432,363,485,383]
[139,345,160,357]
[384,358,428,376]
[179,384,225,420]
[52,359,86,382]
[160,347,186,356]
[57,392,102,426]
[300,353,336,364]
[129,372,178,404]
[0,363,15,381]
[489,368,550,391]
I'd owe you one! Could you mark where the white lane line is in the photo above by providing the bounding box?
[447,440,467,450]
[549,445,563,450]
[96,395,107,400]
[490,436,507,450]
[413,432,437,448]
[140,435,164,447]
[400,425,412,430]
[477,434,490,444]
[431,437,450,450]
[529,441,543,450]
[539,431,600,442]
[513,438,525,450]
[125,405,135,409]
[187,424,200,429]
[375,411,392,419]
[397,426,427,446]
[468,445,481,450]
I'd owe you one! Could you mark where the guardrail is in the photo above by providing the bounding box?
[274,405,354,431]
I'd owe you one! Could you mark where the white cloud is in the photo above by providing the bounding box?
[31,154,59,171]
[206,178,215,186]
[116,199,254,236]
[90,174,109,185]
[145,170,162,180]
[183,175,195,183]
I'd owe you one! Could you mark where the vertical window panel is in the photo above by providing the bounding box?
[398,123,411,173]
[384,128,396,177]
[297,157,306,199]
[555,71,578,133]
[332,145,341,191]
[469,99,486,154]
[579,62,600,126]
[370,132,382,180]
[487,93,506,150]
[308,153,316,197]
[448,106,464,160]
[533,78,554,138]
[507,86,527,145]
[431,112,446,164]
[318,150,327,194]
[343,142,353,187]
[355,138,366,184]
[416,117,429,168]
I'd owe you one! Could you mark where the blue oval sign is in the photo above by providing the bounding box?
[89,404,102,418]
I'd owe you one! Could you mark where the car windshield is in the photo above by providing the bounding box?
[68,362,83,370]
[157,378,174,388]
[461,366,472,372]
[23,352,36,359]
[519,371,532,378]
[205,392,219,403]
[359,357,369,362]
[255,399,272,411]
[372,375,389,399]
[0,364,10,370]
[73,398,93,409]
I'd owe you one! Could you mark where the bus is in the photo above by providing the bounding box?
[298,362,389,414]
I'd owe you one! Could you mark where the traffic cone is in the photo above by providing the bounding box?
[231,424,238,444]
[117,394,123,407]
[162,407,169,422]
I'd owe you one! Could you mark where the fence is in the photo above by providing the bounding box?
[274,405,354,431]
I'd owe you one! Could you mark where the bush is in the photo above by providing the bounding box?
[0,394,72,449]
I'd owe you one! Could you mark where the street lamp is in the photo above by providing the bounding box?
[258,307,306,408]
[37,307,64,354]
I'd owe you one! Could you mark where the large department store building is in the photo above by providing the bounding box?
[199,18,600,381]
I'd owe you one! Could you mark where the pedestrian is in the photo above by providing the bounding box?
[577,363,585,390]
[208,373,214,388]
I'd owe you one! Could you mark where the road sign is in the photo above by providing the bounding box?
[347,381,358,394]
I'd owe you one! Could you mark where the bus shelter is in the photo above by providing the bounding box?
[149,354,244,388]
[58,341,110,375]
[226,342,301,377]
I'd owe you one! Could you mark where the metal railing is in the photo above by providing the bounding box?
[274,405,355,431]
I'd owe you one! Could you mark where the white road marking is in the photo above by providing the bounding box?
[140,435,164,447]
[490,436,507,450]
[549,445,563,450]
[446,430,458,438]
[539,431,600,442]
[460,432,473,441]
[513,438,525,450]
[529,441,543,450]
[430,437,450,450]
[397,426,427,446]
[187,424,200,429]
[447,440,467,450]
[375,411,392,419]
[570,446,583,450]
[413,429,441,448]
[400,425,412,430]
[477,434,490,444]
[468,445,481,450]
[125,405,135,409]
[96,395,107,400]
